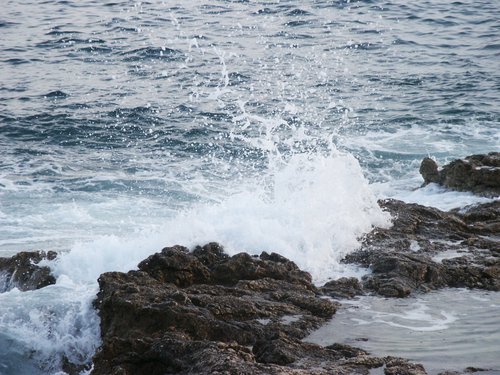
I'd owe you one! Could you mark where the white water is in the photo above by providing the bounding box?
[0,282,99,374]
[47,151,392,286]
[1,1,499,373]
[0,148,392,374]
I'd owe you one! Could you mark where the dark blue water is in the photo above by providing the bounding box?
[0,0,499,374]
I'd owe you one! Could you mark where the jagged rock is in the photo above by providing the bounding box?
[92,243,428,374]
[253,333,306,365]
[420,157,440,184]
[326,343,369,358]
[344,199,500,297]
[0,251,57,292]
[92,244,340,374]
[321,277,364,299]
[420,153,500,196]
[457,201,500,234]
[384,357,427,375]
[137,244,211,287]
[90,163,500,374]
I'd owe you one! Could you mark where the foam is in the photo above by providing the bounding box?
[334,294,461,333]
[0,284,100,373]
[393,183,495,211]
[1,149,390,373]
[369,303,458,332]
[346,301,458,332]
[49,151,391,285]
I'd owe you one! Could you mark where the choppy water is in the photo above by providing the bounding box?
[0,0,499,373]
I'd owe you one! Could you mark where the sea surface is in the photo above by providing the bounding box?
[0,0,499,374]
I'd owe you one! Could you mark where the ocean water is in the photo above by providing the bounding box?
[306,288,500,375]
[0,0,499,373]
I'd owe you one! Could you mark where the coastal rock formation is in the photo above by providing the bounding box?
[338,199,500,298]
[0,251,57,292]
[91,243,427,374]
[89,153,499,374]
[420,152,500,196]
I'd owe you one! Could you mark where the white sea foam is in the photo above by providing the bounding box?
[345,123,499,161]
[393,183,495,211]
[344,299,458,332]
[49,151,391,285]
[0,284,100,374]
[369,303,458,332]
[0,149,390,373]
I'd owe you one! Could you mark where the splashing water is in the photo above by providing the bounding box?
[6,133,390,373]
[1,0,498,372]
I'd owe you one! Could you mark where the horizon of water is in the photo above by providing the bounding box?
[0,0,499,373]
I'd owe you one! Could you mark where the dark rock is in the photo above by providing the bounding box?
[93,244,346,374]
[253,333,303,365]
[92,243,429,374]
[457,201,500,235]
[321,277,364,299]
[384,356,427,375]
[465,367,491,373]
[420,152,500,196]
[191,242,228,267]
[61,357,91,375]
[211,251,314,288]
[138,245,211,287]
[325,343,369,358]
[343,199,500,297]
[0,251,57,292]
[420,157,440,184]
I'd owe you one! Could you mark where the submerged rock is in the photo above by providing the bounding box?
[91,243,428,374]
[420,152,500,196]
[340,199,500,297]
[0,251,57,292]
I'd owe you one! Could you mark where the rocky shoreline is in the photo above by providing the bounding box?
[0,154,498,374]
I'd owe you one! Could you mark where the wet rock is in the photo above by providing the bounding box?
[464,367,491,373]
[457,201,500,235]
[89,154,499,373]
[321,277,364,299]
[384,357,427,375]
[92,243,426,374]
[344,199,500,297]
[420,153,500,196]
[420,157,440,184]
[0,251,57,292]
[253,333,305,365]
[61,357,91,375]
[137,244,211,287]
[325,343,369,358]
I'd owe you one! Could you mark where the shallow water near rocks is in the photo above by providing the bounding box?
[306,288,500,374]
